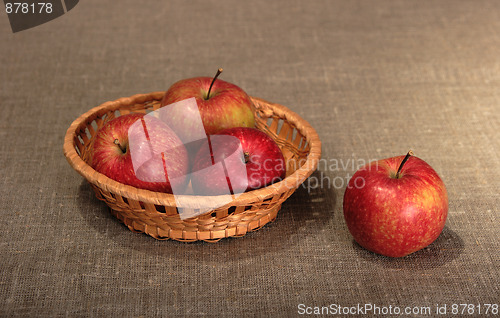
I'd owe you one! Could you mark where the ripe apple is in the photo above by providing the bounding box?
[343,151,448,257]
[190,127,286,196]
[160,68,255,141]
[91,113,189,194]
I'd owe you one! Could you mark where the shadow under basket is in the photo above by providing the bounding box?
[63,92,321,242]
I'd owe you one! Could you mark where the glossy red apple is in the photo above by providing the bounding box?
[190,127,286,196]
[343,151,448,257]
[91,113,189,194]
[160,69,255,141]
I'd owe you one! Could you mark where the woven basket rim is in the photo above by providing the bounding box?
[63,92,322,208]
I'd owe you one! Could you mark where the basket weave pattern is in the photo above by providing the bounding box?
[63,92,321,242]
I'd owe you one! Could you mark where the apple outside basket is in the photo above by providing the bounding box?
[63,92,321,242]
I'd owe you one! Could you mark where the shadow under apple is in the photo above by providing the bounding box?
[76,169,335,261]
[352,226,464,270]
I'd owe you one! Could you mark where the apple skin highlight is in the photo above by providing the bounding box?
[343,155,448,257]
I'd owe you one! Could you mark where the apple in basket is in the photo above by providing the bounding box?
[91,113,189,193]
[160,68,255,139]
[190,127,286,196]
[343,151,448,257]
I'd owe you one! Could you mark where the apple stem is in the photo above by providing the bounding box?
[243,152,250,164]
[206,68,223,100]
[114,139,126,153]
[395,150,414,178]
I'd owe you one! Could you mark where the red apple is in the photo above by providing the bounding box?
[160,69,255,142]
[343,151,448,257]
[91,113,189,194]
[190,127,286,196]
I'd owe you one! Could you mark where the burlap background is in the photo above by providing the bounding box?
[1,0,498,316]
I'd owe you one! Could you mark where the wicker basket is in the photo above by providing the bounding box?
[63,92,321,242]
